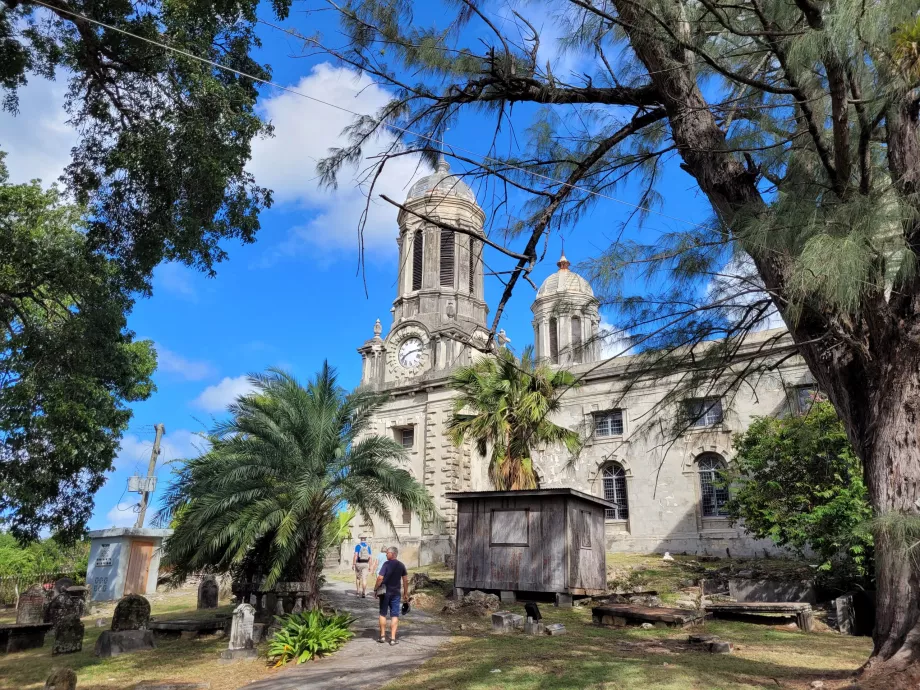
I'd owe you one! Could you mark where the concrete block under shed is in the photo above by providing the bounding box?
[491,611,524,633]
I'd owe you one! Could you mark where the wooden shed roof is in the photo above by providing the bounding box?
[445,488,615,509]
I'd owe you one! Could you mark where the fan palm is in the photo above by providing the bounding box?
[447,346,581,490]
[156,364,438,608]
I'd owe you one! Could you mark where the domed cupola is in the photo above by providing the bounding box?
[406,157,477,204]
[532,251,600,365]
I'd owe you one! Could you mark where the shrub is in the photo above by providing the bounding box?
[268,610,356,665]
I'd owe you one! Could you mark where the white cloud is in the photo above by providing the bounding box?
[153,262,199,301]
[193,375,256,413]
[155,343,216,381]
[707,253,785,332]
[105,502,140,528]
[599,317,633,359]
[0,75,77,186]
[114,429,207,470]
[248,63,426,261]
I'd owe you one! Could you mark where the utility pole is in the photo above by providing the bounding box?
[135,423,165,529]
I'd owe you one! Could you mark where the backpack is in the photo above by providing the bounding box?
[358,543,371,560]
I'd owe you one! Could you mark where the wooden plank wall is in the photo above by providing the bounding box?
[565,500,606,593]
[454,495,567,593]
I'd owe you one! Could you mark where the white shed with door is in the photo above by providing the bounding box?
[86,528,173,601]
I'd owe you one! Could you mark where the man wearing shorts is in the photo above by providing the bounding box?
[374,546,408,645]
[352,535,373,598]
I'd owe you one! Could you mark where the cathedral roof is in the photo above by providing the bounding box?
[406,157,476,203]
[536,252,595,299]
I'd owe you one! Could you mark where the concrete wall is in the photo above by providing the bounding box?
[86,528,172,601]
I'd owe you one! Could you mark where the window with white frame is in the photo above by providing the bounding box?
[698,454,729,517]
[399,427,414,450]
[601,463,629,520]
[593,409,624,437]
[685,397,723,427]
[791,385,820,415]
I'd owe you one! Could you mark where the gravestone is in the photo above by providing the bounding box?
[94,629,156,657]
[47,595,83,628]
[219,603,257,661]
[53,577,75,597]
[111,594,151,631]
[17,585,47,625]
[198,575,219,610]
[65,586,88,603]
[52,614,85,655]
[835,594,856,635]
[44,668,77,690]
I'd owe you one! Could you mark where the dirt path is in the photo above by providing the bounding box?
[245,578,450,690]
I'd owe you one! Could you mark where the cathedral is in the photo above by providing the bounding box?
[354,158,812,567]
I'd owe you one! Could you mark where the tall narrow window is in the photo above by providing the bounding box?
[549,317,558,363]
[401,507,412,525]
[571,316,583,363]
[698,454,729,517]
[400,427,414,449]
[468,239,477,294]
[412,231,423,291]
[602,464,629,520]
[440,228,455,287]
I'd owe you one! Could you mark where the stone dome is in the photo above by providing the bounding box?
[536,252,595,299]
[406,157,476,203]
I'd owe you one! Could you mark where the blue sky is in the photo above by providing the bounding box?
[0,1,714,532]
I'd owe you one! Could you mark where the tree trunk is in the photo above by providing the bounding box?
[300,532,322,610]
[859,370,920,676]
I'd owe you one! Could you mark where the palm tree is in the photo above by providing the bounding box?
[447,346,581,490]
[156,365,438,608]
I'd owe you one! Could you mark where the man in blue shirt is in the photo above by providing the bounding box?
[352,535,373,598]
[374,546,408,645]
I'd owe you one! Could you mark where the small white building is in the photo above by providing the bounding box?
[86,528,173,601]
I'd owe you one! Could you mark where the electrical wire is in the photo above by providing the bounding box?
[29,0,709,232]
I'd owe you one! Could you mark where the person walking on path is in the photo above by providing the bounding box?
[352,535,373,598]
[375,546,408,645]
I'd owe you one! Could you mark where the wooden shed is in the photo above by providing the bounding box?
[446,489,612,601]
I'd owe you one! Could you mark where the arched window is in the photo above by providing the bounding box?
[698,454,729,517]
[602,464,629,521]
[548,317,559,363]
[440,228,455,287]
[412,231,424,291]
[571,315,583,364]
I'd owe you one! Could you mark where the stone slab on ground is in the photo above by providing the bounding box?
[219,647,258,662]
[133,683,211,690]
[705,601,814,631]
[148,618,229,634]
[94,629,157,657]
[592,604,704,629]
[0,622,52,653]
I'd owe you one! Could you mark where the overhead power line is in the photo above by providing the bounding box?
[29,0,709,232]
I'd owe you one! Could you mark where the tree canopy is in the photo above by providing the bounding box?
[0,155,156,541]
[157,366,438,607]
[727,399,873,580]
[1,0,283,292]
[447,346,581,490]
[312,0,920,672]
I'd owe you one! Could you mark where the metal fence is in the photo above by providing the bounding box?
[0,571,85,608]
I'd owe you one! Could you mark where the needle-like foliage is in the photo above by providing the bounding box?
[447,346,581,490]
[157,364,439,608]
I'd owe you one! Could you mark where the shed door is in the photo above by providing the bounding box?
[124,541,154,595]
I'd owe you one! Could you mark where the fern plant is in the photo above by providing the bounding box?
[268,610,356,666]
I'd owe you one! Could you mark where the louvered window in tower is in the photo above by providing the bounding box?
[571,316,583,363]
[412,231,423,291]
[468,239,478,294]
[440,228,455,287]
[549,317,559,363]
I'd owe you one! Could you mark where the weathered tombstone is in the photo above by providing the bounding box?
[53,577,74,597]
[111,594,151,631]
[835,594,856,635]
[47,595,83,628]
[94,629,156,657]
[491,611,523,633]
[219,603,257,661]
[44,668,77,690]
[52,615,85,655]
[65,586,88,603]
[198,575,219,610]
[17,585,47,625]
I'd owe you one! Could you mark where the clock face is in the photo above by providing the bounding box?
[398,338,423,368]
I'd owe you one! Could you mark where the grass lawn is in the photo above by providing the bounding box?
[0,589,286,690]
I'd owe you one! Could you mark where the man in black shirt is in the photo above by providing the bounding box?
[374,546,409,645]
